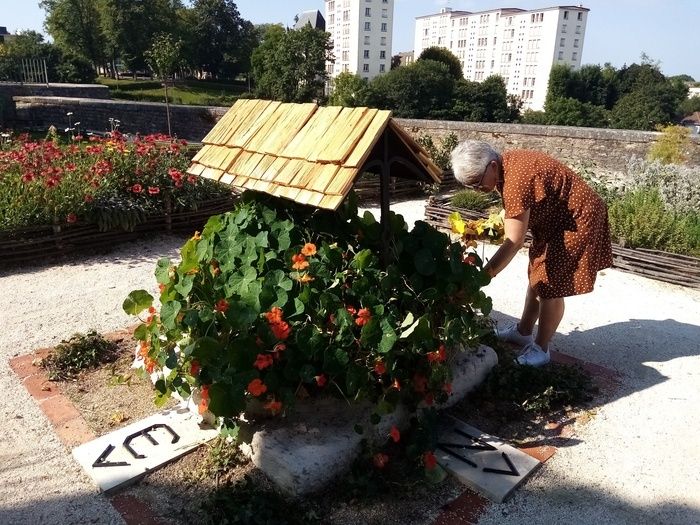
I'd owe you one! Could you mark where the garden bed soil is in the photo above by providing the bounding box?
[45,331,612,525]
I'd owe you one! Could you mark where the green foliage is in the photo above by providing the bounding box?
[452,76,518,123]
[609,86,676,131]
[126,191,493,432]
[450,189,499,212]
[41,331,118,381]
[416,132,458,170]
[39,0,106,66]
[328,72,369,107]
[201,475,320,525]
[543,97,609,127]
[647,125,691,164]
[608,187,696,254]
[678,94,700,117]
[417,46,463,80]
[145,33,183,80]
[252,25,332,102]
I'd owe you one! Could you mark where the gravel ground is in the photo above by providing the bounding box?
[1,199,699,525]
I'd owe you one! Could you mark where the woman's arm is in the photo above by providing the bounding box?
[484,209,530,278]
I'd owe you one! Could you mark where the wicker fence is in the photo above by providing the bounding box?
[0,195,238,267]
[424,195,700,290]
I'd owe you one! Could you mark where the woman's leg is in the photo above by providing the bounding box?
[535,297,565,348]
[517,285,540,336]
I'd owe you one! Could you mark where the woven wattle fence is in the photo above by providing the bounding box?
[0,195,238,267]
[425,195,700,290]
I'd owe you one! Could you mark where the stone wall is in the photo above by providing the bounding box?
[9,95,700,177]
[0,82,110,100]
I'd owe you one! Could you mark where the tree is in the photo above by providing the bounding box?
[252,25,332,102]
[678,95,700,117]
[329,72,368,106]
[609,89,672,130]
[544,97,609,127]
[417,46,463,80]
[40,0,106,69]
[145,33,183,135]
[366,60,455,119]
[391,54,402,70]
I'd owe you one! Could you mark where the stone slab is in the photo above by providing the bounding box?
[243,345,498,496]
[435,415,542,503]
[72,404,218,493]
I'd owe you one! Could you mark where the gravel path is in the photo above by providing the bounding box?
[1,199,699,524]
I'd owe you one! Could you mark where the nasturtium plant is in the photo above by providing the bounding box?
[125,191,493,431]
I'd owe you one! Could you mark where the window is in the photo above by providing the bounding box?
[381,22,387,32]
[575,25,581,34]
[365,7,371,16]
[558,50,564,60]
[342,10,349,21]
[382,8,388,18]
[328,1,335,10]
[572,52,578,60]
[364,21,371,30]
[382,0,388,3]
[363,63,369,72]
[329,14,335,24]
[364,35,370,45]
[562,24,567,33]
[342,51,349,61]
[560,37,565,47]
[381,36,386,45]
[564,10,569,19]
[380,50,386,59]
[574,39,579,48]
[363,49,370,59]
[577,12,582,20]
[380,64,385,72]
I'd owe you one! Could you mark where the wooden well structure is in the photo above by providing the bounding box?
[186,99,443,241]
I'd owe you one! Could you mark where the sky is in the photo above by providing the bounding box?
[0,0,697,79]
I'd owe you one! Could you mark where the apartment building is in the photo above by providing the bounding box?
[325,0,394,83]
[414,6,589,110]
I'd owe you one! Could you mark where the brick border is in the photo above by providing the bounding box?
[10,331,620,525]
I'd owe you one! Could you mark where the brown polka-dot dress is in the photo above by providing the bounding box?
[498,150,613,299]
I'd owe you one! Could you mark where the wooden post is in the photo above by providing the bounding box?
[380,130,391,264]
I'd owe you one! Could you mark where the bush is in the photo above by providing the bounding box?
[41,331,118,381]
[124,192,493,432]
[647,125,691,164]
[416,132,458,171]
[625,158,700,215]
[450,189,499,212]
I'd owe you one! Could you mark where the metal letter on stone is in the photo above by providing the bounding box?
[436,415,541,502]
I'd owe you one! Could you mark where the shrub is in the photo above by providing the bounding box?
[416,132,458,171]
[41,331,118,381]
[625,158,700,215]
[450,189,499,211]
[124,192,493,432]
[647,125,691,164]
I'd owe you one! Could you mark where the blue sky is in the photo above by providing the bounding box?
[1,0,697,79]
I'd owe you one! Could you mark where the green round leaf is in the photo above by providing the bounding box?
[123,290,154,315]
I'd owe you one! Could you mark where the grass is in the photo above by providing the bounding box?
[97,77,249,106]
[450,188,500,212]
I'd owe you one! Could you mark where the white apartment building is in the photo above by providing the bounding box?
[325,0,394,83]
[414,6,589,111]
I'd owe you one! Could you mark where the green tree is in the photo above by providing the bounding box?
[678,95,700,117]
[451,76,515,122]
[145,33,183,135]
[329,72,368,107]
[252,25,332,102]
[417,46,463,80]
[609,88,672,130]
[40,0,106,69]
[544,97,609,127]
[366,60,455,119]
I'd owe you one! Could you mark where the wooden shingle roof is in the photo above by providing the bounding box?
[187,99,442,210]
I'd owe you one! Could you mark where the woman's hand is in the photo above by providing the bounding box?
[484,209,530,278]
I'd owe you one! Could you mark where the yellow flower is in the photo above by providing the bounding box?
[448,212,466,235]
[296,273,315,284]
[191,231,202,241]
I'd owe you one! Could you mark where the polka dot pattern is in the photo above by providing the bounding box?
[498,150,613,299]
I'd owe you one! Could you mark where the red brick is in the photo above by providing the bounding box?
[39,395,82,426]
[54,416,96,448]
[22,373,59,401]
[432,489,489,525]
[519,444,557,463]
[9,350,51,380]
[110,494,168,525]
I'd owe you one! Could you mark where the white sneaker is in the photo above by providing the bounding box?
[495,323,534,347]
[515,342,551,367]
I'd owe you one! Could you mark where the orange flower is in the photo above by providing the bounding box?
[265,307,284,324]
[291,253,309,270]
[210,259,221,276]
[270,320,291,341]
[198,384,210,414]
[254,353,274,370]
[315,374,327,387]
[247,378,267,397]
[427,344,447,364]
[264,399,283,414]
[158,283,166,293]
[301,243,317,256]
[190,360,201,376]
[144,357,156,374]
[423,451,437,470]
[373,453,389,469]
[148,306,156,314]
[389,425,400,443]
[296,273,315,284]
[355,308,372,327]
[138,340,150,358]
[214,299,229,313]
[374,360,386,375]
[345,305,357,316]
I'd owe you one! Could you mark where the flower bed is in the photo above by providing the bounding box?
[0,132,235,265]
[424,195,700,290]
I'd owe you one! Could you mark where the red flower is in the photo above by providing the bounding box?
[423,451,437,470]
[214,299,229,313]
[373,453,389,469]
[247,378,267,397]
[254,353,274,370]
[83,194,94,203]
[168,167,183,181]
[265,307,284,324]
[301,243,317,256]
[345,305,357,316]
[315,374,327,387]
[198,384,210,414]
[66,213,77,224]
[389,425,400,443]
[190,361,201,376]
[291,253,309,270]
[148,186,160,195]
[427,344,447,364]
[264,399,283,414]
[187,175,197,184]
[148,306,156,314]
[374,360,386,375]
[131,183,143,193]
[355,308,372,327]
[464,254,477,266]
[270,321,291,340]
[158,283,166,293]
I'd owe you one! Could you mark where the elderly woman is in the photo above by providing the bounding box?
[450,140,613,366]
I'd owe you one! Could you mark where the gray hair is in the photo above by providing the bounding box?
[450,140,500,186]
